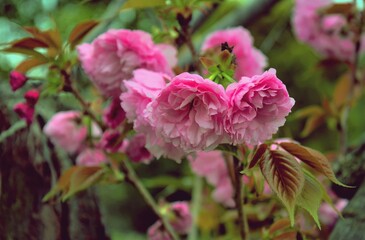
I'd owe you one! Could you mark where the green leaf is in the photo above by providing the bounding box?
[62,166,105,201]
[121,0,167,10]
[260,150,305,225]
[297,170,323,229]
[279,142,352,187]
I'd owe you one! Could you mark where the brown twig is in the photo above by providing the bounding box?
[60,70,106,131]
[233,155,246,240]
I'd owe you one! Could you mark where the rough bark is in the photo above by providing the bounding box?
[0,106,109,240]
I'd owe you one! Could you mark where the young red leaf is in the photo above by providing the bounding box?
[273,231,297,240]
[2,47,48,60]
[268,218,291,235]
[279,142,350,187]
[300,113,325,138]
[248,143,268,169]
[15,57,49,73]
[11,37,49,49]
[260,150,304,225]
[68,20,99,48]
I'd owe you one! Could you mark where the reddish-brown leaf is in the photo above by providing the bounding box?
[333,74,351,109]
[12,37,49,49]
[68,20,99,48]
[273,231,297,240]
[15,57,49,73]
[260,150,304,224]
[300,113,325,138]
[23,26,62,52]
[323,3,353,15]
[62,166,105,200]
[279,142,348,187]
[268,218,291,235]
[249,143,268,169]
[2,47,47,60]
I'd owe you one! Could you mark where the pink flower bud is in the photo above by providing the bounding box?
[13,102,34,125]
[169,202,192,234]
[24,89,40,106]
[103,97,125,129]
[125,134,153,164]
[9,71,28,91]
[76,148,108,166]
[99,130,126,153]
[147,221,171,240]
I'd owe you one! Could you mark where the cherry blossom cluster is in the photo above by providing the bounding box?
[292,0,365,62]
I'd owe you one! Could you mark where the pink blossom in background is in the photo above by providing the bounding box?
[77,29,176,97]
[121,69,169,123]
[43,111,87,154]
[9,70,27,91]
[189,151,234,207]
[103,97,125,129]
[149,73,228,152]
[202,27,267,79]
[292,0,364,62]
[76,148,108,166]
[319,199,348,226]
[24,89,40,106]
[125,133,153,164]
[13,102,35,125]
[169,202,192,234]
[225,69,295,146]
[147,221,171,240]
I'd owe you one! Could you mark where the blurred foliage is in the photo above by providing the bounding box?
[2,0,365,239]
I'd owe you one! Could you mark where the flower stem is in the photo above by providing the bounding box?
[232,155,246,240]
[120,159,180,240]
[188,175,203,240]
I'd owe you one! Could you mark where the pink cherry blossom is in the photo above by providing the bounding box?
[292,0,365,62]
[103,97,125,129]
[202,27,267,79]
[147,221,171,240]
[77,29,176,97]
[189,151,234,207]
[134,112,185,162]
[169,202,192,234]
[9,70,27,91]
[149,73,228,152]
[76,148,108,166]
[13,102,34,125]
[43,111,87,154]
[121,69,170,123]
[225,69,295,145]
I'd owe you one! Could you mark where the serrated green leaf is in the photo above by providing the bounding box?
[260,150,305,225]
[297,170,323,229]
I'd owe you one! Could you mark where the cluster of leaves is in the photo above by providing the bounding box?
[247,141,348,227]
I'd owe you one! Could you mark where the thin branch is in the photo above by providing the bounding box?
[233,156,246,240]
[120,159,180,240]
[60,70,106,131]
